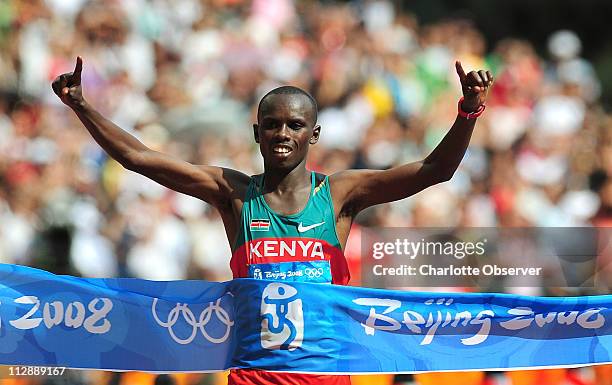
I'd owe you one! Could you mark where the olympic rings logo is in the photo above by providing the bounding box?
[151,297,234,345]
[304,267,324,279]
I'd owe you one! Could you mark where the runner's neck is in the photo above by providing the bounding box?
[262,165,311,194]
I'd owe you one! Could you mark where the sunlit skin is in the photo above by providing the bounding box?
[52,56,492,255]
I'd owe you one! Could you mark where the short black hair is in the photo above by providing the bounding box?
[257,86,318,124]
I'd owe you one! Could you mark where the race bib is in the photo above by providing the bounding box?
[248,261,332,283]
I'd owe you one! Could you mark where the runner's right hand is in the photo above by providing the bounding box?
[52,56,84,109]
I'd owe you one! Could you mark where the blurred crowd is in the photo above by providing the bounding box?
[0,0,611,384]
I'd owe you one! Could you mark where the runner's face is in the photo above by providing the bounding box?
[254,94,320,168]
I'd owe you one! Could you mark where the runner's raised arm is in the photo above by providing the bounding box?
[330,61,493,214]
[51,57,249,207]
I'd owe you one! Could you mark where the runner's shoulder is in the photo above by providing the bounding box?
[328,169,377,190]
[220,167,251,193]
[198,166,251,206]
[328,169,381,213]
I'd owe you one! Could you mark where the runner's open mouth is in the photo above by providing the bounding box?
[272,144,293,154]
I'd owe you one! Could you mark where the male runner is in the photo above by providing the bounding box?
[52,56,492,385]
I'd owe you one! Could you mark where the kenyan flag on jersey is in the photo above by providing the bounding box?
[250,219,270,231]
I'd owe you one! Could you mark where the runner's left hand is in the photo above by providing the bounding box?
[455,61,493,112]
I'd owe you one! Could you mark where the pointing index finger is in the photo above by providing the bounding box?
[73,56,83,85]
[455,61,467,84]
